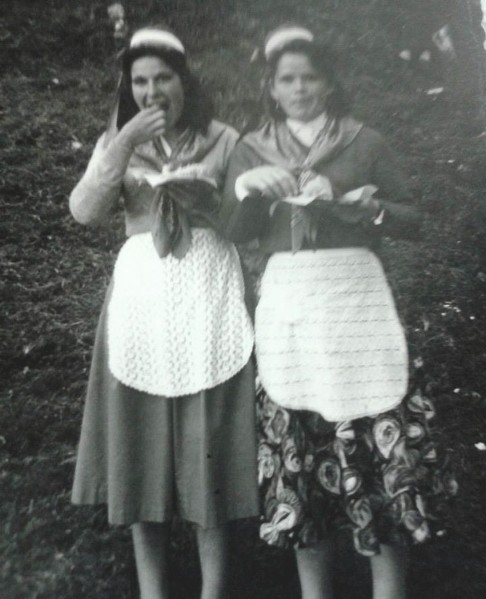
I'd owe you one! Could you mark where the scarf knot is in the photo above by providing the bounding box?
[150,177,221,259]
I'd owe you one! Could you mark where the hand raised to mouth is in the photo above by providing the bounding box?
[118,105,168,148]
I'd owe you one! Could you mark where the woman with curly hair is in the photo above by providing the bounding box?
[223,24,457,599]
[70,25,257,599]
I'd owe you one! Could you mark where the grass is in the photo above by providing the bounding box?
[1,0,486,597]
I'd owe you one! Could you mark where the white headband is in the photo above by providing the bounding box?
[130,29,185,54]
[264,27,314,60]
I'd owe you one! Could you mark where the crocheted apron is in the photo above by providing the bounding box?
[255,247,408,421]
[107,229,254,396]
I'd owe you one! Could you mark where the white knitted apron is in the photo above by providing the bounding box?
[107,229,254,396]
[255,247,408,421]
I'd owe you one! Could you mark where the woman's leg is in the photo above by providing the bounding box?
[369,543,408,599]
[196,524,230,599]
[132,522,171,599]
[295,538,335,599]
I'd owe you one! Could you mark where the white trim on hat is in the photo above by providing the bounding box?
[264,27,314,59]
[130,29,185,54]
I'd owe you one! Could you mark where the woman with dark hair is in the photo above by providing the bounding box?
[261,40,350,126]
[224,25,456,599]
[70,26,257,599]
[116,33,213,135]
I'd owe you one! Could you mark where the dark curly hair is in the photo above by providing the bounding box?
[115,35,213,134]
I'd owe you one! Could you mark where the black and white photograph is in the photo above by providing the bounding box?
[1,0,485,597]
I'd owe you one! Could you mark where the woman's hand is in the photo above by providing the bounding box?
[300,173,333,201]
[331,193,382,225]
[117,106,167,148]
[236,165,299,202]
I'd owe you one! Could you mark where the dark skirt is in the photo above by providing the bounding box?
[72,285,259,528]
[256,377,457,556]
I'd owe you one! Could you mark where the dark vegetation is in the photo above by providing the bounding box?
[1,0,486,597]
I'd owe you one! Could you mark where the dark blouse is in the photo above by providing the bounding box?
[222,123,421,253]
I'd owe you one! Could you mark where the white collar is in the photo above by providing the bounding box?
[286,112,329,147]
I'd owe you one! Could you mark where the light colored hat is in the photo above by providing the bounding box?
[129,28,185,55]
[103,27,186,147]
[264,26,314,60]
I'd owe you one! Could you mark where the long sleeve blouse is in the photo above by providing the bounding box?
[70,120,239,236]
[222,121,421,253]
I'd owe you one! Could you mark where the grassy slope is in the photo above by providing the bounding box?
[1,0,486,597]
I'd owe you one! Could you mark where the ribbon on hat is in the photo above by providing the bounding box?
[130,28,185,54]
[264,26,314,60]
[103,71,124,149]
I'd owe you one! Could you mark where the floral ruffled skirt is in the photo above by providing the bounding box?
[257,378,458,556]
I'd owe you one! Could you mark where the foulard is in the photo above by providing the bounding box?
[242,116,363,250]
[145,126,226,259]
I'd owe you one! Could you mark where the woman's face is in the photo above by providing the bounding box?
[270,52,332,122]
[131,56,184,132]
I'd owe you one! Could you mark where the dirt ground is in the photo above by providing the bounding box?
[1,0,486,597]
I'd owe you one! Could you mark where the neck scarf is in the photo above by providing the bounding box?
[141,124,226,259]
[244,115,362,172]
[243,116,363,250]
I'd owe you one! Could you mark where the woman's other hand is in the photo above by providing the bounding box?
[300,173,333,201]
[235,165,299,202]
[331,192,382,225]
[117,106,167,148]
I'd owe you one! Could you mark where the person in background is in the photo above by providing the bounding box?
[223,24,457,599]
[70,25,257,599]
